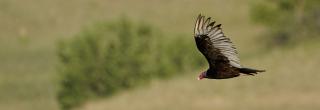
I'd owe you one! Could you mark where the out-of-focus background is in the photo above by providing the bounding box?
[1,0,320,110]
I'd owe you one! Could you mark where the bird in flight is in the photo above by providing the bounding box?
[194,14,265,80]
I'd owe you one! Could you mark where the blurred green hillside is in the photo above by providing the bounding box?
[0,0,319,110]
[56,18,205,110]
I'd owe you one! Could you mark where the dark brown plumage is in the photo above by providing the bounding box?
[194,14,265,80]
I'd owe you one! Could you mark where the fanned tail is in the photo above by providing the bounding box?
[239,67,265,76]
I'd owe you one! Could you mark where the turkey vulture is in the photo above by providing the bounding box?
[194,14,265,80]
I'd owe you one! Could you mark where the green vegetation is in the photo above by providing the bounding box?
[57,19,204,110]
[250,0,320,47]
[1,0,319,110]
[1,0,252,109]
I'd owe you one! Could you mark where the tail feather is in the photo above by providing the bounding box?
[239,67,265,76]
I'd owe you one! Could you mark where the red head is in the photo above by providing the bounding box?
[197,71,207,80]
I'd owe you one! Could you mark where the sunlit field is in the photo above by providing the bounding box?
[0,0,319,110]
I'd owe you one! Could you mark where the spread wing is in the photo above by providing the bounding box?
[194,14,241,68]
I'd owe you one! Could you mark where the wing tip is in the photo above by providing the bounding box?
[216,24,222,27]
[195,14,208,36]
[195,14,223,37]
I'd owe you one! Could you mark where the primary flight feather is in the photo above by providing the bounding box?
[194,14,265,80]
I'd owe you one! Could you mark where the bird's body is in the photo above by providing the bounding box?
[194,14,265,80]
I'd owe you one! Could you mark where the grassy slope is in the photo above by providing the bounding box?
[1,0,319,110]
[80,43,320,110]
